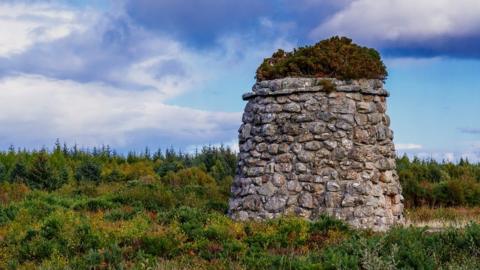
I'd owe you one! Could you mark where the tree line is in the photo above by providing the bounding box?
[0,141,479,208]
[0,141,236,192]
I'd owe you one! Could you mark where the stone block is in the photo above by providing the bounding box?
[230,77,404,231]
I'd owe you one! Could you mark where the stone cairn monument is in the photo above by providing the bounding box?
[229,76,404,231]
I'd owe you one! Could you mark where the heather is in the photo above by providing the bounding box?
[0,144,479,269]
[256,36,388,82]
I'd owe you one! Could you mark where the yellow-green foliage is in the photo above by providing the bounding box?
[397,155,480,207]
[119,161,157,181]
[256,36,388,82]
[0,182,29,205]
[2,181,480,269]
[1,146,480,268]
[162,167,215,187]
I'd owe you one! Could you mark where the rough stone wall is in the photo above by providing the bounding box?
[229,77,404,231]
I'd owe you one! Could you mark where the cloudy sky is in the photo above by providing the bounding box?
[0,0,479,162]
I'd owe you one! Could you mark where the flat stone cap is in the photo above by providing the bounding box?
[243,77,389,100]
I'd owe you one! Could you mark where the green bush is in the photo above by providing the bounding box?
[22,196,65,220]
[140,235,180,258]
[162,167,215,187]
[77,249,102,269]
[110,182,175,210]
[75,159,102,183]
[102,243,124,268]
[10,160,28,183]
[73,198,116,212]
[102,167,126,182]
[2,143,480,269]
[0,162,7,182]
[18,218,68,263]
[104,207,139,222]
[27,154,67,191]
[73,222,100,253]
[398,155,480,207]
[155,160,184,177]
[0,205,18,225]
[256,36,387,82]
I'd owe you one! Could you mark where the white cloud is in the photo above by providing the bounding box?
[0,74,240,148]
[396,143,423,150]
[0,1,294,99]
[0,3,90,57]
[0,2,210,101]
[0,2,302,151]
[310,0,480,43]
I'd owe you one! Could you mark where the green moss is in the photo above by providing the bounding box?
[256,36,387,82]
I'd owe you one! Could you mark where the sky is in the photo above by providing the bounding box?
[0,0,479,162]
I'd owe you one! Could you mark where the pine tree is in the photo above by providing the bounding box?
[28,153,66,190]
[0,161,7,182]
[75,159,102,184]
[10,160,28,183]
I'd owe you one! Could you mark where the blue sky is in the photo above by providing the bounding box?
[0,0,478,162]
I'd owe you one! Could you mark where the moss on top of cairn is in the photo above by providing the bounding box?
[256,36,387,82]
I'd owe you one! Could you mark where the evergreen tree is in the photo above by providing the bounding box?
[75,159,102,184]
[10,160,28,183]
[0,161,7,182]
[28,153,65,190]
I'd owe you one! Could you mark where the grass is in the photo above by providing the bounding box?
[406,207,480,231]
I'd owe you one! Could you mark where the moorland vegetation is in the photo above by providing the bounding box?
[0,143,480,268]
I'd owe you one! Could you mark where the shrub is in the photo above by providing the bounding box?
[77,249,102,269]
[104,207,139,222]
[256,36,387,82]
[162,167,215,188]
[310,214,351,234]
[155,160,184,177]
[0,161,7,182]
[0,182,29,205]
[10,161,28,183]
[271,218,310,248]
[73,198,116,212]
[120,161,156,181]
[27,154,67,191]
[73,222,100,253]
[174,207,208,240]
[140,235,180,258]
[17,217,69,263]
[102,243,124,268]
[0,205,18,225]
[75,159,102,183]
[40,218,63,240]
[110,183,175,210]
[102,167,126,182]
